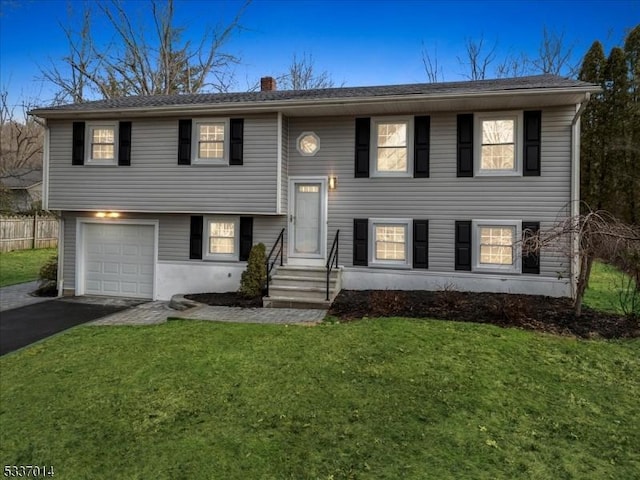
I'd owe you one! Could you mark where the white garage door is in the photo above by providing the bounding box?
[83,223,155,298]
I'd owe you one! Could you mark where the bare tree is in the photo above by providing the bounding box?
[421,42,443,83]
[277,52,337,90]
[495,52,531,78]
[522,206,640,316]
[40,0,248,103]
[0,90,44,211]
[0,90,44,175]
[458,35,498,80]
[532,27,577,76]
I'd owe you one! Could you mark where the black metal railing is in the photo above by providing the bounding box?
[326,230,340,301]
[265,228,285,297]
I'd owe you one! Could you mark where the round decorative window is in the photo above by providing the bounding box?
[297,132,320,156]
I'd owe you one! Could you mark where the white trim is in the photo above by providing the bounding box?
[85,122,118,165]
[369,218,412,268]
[57,215,64,297]
[472,219,522,274]
[203,216,240,261]
[371,116,414,177]
[288,176,328,266]
[192,118,230,165]
[474,111,523,176]
[342,267,571,298]
[75,217,159,299]
[296,131,320,156]
[52,207,284,216]
[42,120,49,210]
[277,112,283,214]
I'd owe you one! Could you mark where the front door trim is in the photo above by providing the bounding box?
[288,176,327,266]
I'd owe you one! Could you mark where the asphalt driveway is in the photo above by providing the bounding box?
[0,298,138,356]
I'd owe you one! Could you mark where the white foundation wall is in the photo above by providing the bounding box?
[342,267,571,298]
[156,261,245,300]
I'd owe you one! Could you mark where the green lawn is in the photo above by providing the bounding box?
[0,248,56,287]
[1,319,638,479]
[583,261,638,315]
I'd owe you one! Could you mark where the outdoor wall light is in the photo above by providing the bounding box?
[95,211,121,218]
[328,176,337,190]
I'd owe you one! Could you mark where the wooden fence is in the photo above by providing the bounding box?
[0,215,59,252]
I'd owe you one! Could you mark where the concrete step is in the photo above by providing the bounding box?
[267,285,337,299]
[270,275,339,289]
[263,296,332,310]
[272,265,340,279]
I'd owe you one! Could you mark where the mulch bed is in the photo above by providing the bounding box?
[329,290,640,339]
[185,292,262,309]
[184,290,639,339]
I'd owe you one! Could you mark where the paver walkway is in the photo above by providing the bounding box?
[91,303,327,325]
[0,281,53,312]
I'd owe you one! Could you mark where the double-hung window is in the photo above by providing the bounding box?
[87,123,117,164]
[372,117,413,176]
[472,220,521,273]
[475,113,522,175]
[370,218,412,267]
[193,119,229,164]
[205,217,239,261]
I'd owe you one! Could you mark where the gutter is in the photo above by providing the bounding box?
[570,92,591,298]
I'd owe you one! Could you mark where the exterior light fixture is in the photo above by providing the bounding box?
[328,176,337,190]
[95,211,120,218]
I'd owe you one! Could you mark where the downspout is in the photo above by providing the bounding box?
[276,112,283,214]
[570,92,591,298]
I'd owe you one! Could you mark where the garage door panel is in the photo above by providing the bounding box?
[121,263,138,275]
[103,262,120,274]
[83,223,155,299]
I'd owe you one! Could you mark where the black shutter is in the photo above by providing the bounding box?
[413,219,429,269]
[72,122,85,165]
[522,221,540,274]
[414,116,430,178]
[457,114,474,177]
[523,110,541,176]
[354,118,370,178]
[229,118,244,165]
[353,218,368,266]
[178,119,192,165]
[118,121,132,166]
[239,216,253,261]
[455,220,472,270]
[189,216,203,260]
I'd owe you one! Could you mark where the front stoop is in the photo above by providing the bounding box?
[263,265,342,309]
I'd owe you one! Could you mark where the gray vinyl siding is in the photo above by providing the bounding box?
[281,115,289,214]
[48,114,279,213]
[287,107,574,279]
[61,211,287,288]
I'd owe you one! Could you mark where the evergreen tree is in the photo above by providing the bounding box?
[579,41,607,212]
[603,47,630,220]
[624,26,640,224]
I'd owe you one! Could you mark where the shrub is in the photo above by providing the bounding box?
[239,243,266,298]
[368,290,408,317]
[37,254,58,296]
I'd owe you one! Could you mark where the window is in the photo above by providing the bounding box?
[86,123,117,164]
[372,117,413,176]
[370,219,411,266]
[205,217,239,260]
[297,132,320,156]
[472,220,521,273]
[475,113,522,175]
[193,119,229,164]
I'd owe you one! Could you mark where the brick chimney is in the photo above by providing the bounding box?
[260,76,277,92]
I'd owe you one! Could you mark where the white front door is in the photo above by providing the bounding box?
[289,177,327,265]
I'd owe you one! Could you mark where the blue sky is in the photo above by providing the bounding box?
[0,0,637,110]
